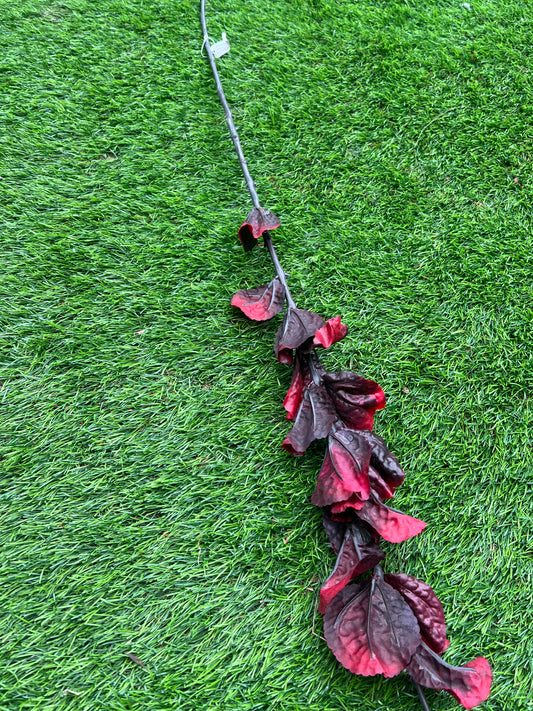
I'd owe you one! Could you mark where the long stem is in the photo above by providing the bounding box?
[263,232,295,308]
[200,0,260,208]
[413,681,432,711]
[200,0,296,308]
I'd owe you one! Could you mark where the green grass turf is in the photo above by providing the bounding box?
[1,0,532,708]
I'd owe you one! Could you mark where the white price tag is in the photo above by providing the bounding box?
[211,32,230,58]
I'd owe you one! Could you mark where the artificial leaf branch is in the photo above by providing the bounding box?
[200,2,492,708]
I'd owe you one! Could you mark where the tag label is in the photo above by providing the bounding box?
[211,32,230,58]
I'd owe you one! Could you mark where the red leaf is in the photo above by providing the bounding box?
[330,492,366,514]
[358,432,405,492]
[283,353,312,420]
[313,316,348,349]
[311,429,372,507]
[323,371,385,430]
[231,277,286,321]
[319,524,384,613]
[324,572,421,677]
[356,495,426,543]
[282,383,336,455]
[322,512,381,552]
[238,207,280,252]
[368,466,395,500]
[322,511,347,554]
[407,643,492,709]
[275,308,325,364]
[384,573,447,654]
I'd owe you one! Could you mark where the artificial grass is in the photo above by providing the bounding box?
[0,0,532,708]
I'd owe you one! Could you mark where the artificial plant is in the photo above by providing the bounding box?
[200,2,492,708]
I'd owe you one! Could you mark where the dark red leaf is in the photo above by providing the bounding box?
[282,383,336,455]
[322,512,381,552]
[283,353,312,420]
[313,316,348,349]
[384,573,447,654]
[368,466,395,500]
[330,492,366,514]
[356,495,426,543]
[358,432,405,491]
[231,277,286,321]
[407,643,492,709]
[275,308,325,364]
[311,429,372,507]
[323,371,385,430]
[319,524,385,613]
[238,207,281,252]
[324,572,421,677]
[322,511,346,554]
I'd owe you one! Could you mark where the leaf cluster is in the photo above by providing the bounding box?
[232,219,491,707]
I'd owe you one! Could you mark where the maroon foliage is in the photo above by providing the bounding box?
[368,466,396,500]
[275,308,325,364]
[323,371,385,430]
[206,18,492,706]
[407,643,492,709]
[322,511,347,554]
[328,494,426,544]
[283,353,313,420]
[282,383,336,455]
[319,523,385,613]
[355,495,427,544]
[238,207,281,251]
[358,432,405,492]
[322,511,381,551]
[313,316,348,349]
[324,572,421,677]
[329,493,366,515]
[319,435,412,535]
[384,573,448,654]
[311,429,372,507]
[231,277,286,321]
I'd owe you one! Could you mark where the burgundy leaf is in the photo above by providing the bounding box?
[358,432,405,491]
[275,308,325,364]
[231,277,286,321]
[322,511,346,554]
[368,466,395,500]
[384,573,447,654]
[238,207,281,252]
[282,383,336,455]
[311,429,372,507]
[313,316,348,349]
[324,572,421,677]
[322,512,381,552]
[319,524,385,613]
[283,353,312,420]
[355,495,427,543]
[407,643,492,709]
[330,492,366,515]
[323,371,385,430]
